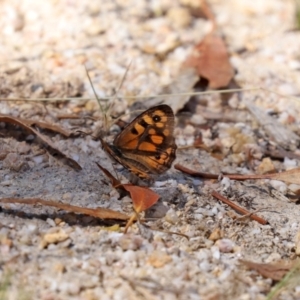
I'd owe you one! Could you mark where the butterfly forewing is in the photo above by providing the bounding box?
[114,105,175,151]
[102,105,177,179]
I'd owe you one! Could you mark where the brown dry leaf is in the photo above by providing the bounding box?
[182,0,234,89]
[0,114,81,170]
[0,198,129,220]
[122,184,160,213]
[21,118,72,137]
[96,162,121,188]
[96,163,160,232]
[184,33,234,89]
[240,259,297,281]
[175,163,300,185]
[96,163,160,212]
[265,167,300,185]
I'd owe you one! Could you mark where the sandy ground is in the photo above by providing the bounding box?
[1,0,300,299]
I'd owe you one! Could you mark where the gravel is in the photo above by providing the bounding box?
[1,0,300,299]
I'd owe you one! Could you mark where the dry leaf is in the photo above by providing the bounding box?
[96,163,160,212]
[175,164,300,186]
[184,33,234,89]
[240,259,298,281]
[266,167,300,185]
[0,198,128,220]
[0,114,81,170]
[96,162,121,188]
[96,163,160,232]
[21,118,72,137]
[122,184,160,213]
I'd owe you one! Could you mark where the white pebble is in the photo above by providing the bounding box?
[27,223,38,234]
[199,261,211,272]
[219,268,231,280]
[269,180,287,194]
[122,250,137,262]
[193,213,203,221]
[165,208,179,224]
[32,155,45,164]
[221,177,231,190]
[211,206,218,215]
[196,249,211,261]
[46,218,56,227]
[283,157,297,169]
[211,246,220,260]
[288,60,300,70]
[215,239,235,253]
[251,228,261,235]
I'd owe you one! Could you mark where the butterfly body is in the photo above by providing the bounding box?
[100,105,177,180]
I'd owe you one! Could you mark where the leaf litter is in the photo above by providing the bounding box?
[1,0,300,299]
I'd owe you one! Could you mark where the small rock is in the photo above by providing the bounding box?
[164,208,179,224]
[269,180,287,194]
[17,142,31,154]
[117,235,143,251]
[209,228,222,241]
[147,250,172,268]
[221,177,231,190]
[2,153,28,171]
[84,18,108,36]
[211,246,220,260]
[257,157,276,174]
[283,157,297,169]
[0,180,12,186]
[265,252,281,263]
[32,155,46,164]
[46,218,56,227]
[215,239,235,253]
[167,7,191,28]
[40,229,69,248]
[53,262,66,273]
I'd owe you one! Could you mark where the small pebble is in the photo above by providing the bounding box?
[165,208,179,224]
[215,239,235,253]
[40,229,70,248]
[211,246,220,260]
[269,180,287,194]
[167,7,191,28]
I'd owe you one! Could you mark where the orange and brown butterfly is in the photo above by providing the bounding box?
[98,104,177,180]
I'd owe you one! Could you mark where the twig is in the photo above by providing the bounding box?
[211,190,268,225]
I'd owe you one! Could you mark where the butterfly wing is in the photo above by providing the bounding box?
[113,105,176,177]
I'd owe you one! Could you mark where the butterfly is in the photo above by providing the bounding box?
[99,104,177,180]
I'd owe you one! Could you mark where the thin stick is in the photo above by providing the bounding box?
[211,190,268,225]
[0,86,299,102]
[0,87,259,102]
[84,64,106,115]
[174,163,280,181]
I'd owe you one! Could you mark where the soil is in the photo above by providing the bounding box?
[1,0,300,299]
